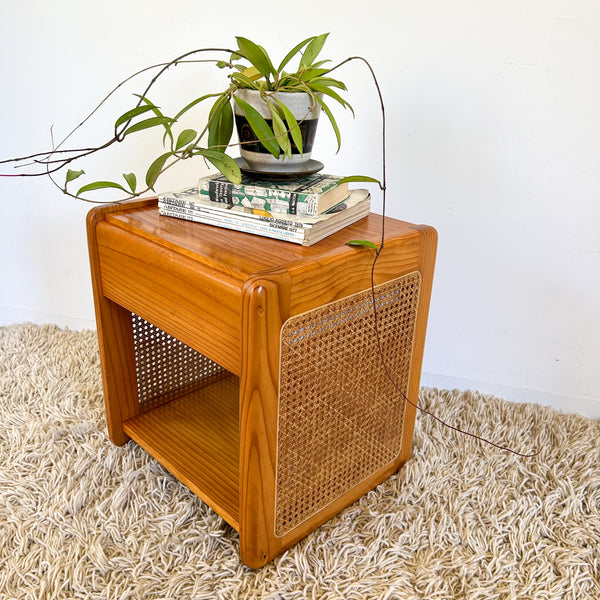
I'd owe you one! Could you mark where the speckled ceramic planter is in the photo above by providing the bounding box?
[233,89,322,173]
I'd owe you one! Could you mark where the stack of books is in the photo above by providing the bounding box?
[157,173,371,246]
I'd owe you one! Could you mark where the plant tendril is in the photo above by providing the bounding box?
[345,55,539,458]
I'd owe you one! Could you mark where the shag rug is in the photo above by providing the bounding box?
[0,323,598,600]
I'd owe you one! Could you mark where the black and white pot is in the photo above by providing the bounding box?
[233,89,321,174]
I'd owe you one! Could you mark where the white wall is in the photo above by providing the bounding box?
[1,1,599,417]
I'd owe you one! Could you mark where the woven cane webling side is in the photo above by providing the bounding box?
[275,272,422,537]
[131,314,226,412]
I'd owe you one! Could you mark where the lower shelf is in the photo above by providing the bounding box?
[122,373,240,530]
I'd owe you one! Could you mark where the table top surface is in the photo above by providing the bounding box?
[94,198,424,280]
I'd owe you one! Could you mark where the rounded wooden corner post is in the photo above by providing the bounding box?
[86,202,148,446]
[239,269,291,569]
[398,224,438,464]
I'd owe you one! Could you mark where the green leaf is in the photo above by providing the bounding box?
[230,71,261,90]
[114,104,156,129]
[309,59,331,70]
[232,95,280,158]
[77,180,127,196]
[267,101,291,158]
[346,239,378,249]
[272,98,303,154]
[145,152,172,190]
[208,96,234,151]
[299,68,330,82]
[300,33,329,68]
[315,96,341,153]
[311,76,347,90]
[235,37,273,80]
[173,93,219,122]
[133,94,176,147]
[176,129,198,151]
[122,116,175,137]
[65,169,85,184]
[123,172,137,193]
[277,36,314,72]
[198,149,242,184]
[337,175,382,186]
[309,81,354,115]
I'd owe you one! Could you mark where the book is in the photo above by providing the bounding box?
[158,187,370,246]
[197,172,349,217]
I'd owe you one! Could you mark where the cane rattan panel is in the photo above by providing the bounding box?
[131,314,227,411]
[275,271,422,537]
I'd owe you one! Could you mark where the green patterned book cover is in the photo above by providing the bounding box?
[197,172,349,216]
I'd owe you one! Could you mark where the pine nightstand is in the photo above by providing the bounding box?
[87,197,436,567]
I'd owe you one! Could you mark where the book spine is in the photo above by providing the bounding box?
[158,197,309,229]
[160,202,305,233]
[208,180,234,204]
[159,205,306,243]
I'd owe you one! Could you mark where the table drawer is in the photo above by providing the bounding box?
[96,221,242,375]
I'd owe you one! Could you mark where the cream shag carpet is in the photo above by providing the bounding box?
[0,323,598,600]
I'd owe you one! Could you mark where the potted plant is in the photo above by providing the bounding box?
[223,34,354,176]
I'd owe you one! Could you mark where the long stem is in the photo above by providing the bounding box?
[114,48,236,140]
[0,53,236,178]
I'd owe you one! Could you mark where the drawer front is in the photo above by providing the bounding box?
[96,222,243,375]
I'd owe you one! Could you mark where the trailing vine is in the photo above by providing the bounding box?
[1,34,356,203]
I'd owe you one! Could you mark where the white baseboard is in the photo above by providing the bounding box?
[420,372,600,420]
[0,307,96,331]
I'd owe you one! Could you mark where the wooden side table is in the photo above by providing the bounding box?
[87,197,436,568]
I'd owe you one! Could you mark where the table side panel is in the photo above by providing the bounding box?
[286,230,424,316]
[282,226,436,557]
[238,226,437,567]
[95,221,243,375]
[398,224,438,463]
[88,205,148,445]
